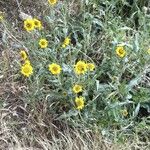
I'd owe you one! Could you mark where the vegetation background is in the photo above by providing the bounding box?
[0,0,150,149]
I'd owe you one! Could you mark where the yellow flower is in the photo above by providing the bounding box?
[33,18,42,29]
[116,46,126,58]
[74,61,87,75]
[75,97,85,110]
[24,19,35,32]
[122,109,128,117]
[73,84,83,94]
[48,0,57,5]
[21,63,33,77]
[62,37,71,48]
[0,15,3,21]
[24,60,31,65]
[86,63,95,71]
[20,50,27,60]
[39,39,48,48]
[63,91,67,97]
[0,11,4,21]
[48,63,62,75]
[147,48,150,55]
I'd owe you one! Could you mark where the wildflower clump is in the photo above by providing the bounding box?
[39,39,48,48]
[75,96,85,110]
[116,45,126,58]
[73,84,83,94]
[48,63,62,75]
[15,1,150,138]
[74,61,87,75]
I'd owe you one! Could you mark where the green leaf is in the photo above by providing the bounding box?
[133,103,140,117]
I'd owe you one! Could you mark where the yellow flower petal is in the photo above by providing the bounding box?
[147,48,150,55]
[0,15,4,21]
[20,50,27,60]
[48,0,57,5]
[86,63,95,71]
[24,60,31,65]
[33,18,42,29]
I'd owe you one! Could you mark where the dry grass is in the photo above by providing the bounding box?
[0,0,150,150]
[0,54,149,149]
[0,76,149,150]
[0,68,149,150]
[0,109,150,150]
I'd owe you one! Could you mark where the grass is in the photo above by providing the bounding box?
[0,0,150,149]
[0,110,149,149]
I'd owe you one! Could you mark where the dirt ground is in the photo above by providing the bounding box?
[0,0,48,22]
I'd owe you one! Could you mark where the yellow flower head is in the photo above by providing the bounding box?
[21,63,33,77]
[75,96,85,110]
[86,63,95,71]
[48,63,62,75]
[20,50,27,60]
[122,109,128,117]
[39,39,48,48]
[63,91,67,97]
[33,18,42,29]
[74,61,87,75]
[62,37,71,48]
[0,11,4,21]
[24,60,31,65]
[147,48,150,55]
[48,0,57,5]
[0,15,3,21]
[24,19,35,32]
[116,46,126,58]
[73,84,83,94]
